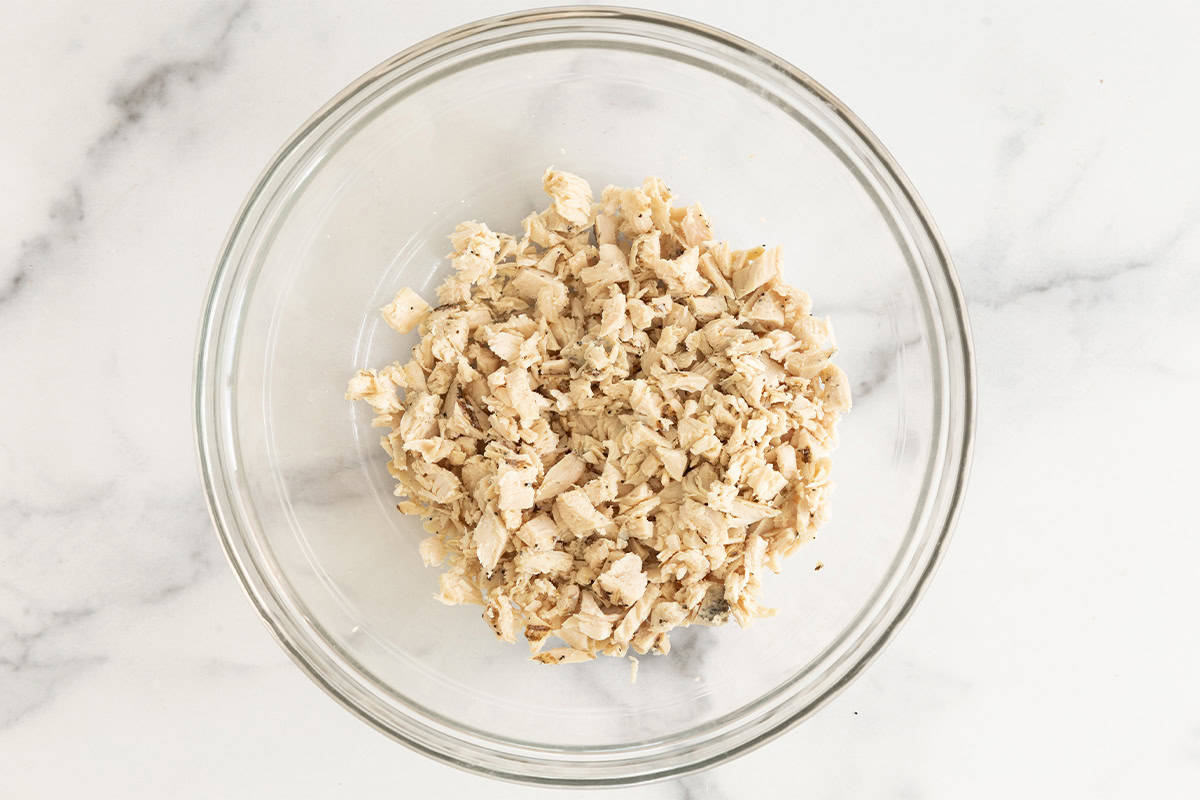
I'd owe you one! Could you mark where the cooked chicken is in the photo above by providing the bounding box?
[347,169,850,663]
[380,287,432,334]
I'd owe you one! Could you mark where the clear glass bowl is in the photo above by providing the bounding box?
[195,6,974,786]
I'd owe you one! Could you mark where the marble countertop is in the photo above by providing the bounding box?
[3,1,1198,796]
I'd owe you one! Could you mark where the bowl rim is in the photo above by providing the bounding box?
[194,4,976,787]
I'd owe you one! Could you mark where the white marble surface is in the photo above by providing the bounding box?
[3,0,1198,796]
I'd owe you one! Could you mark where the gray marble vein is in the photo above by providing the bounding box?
[851,337,918,403]
[107,3,251,131]
[0,605,104,730]
[1,656,108,732]
[1,0,252,310]
[969,217,1195,310]
[1,489,216,725]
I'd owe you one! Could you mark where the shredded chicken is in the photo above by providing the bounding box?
[347,169,850,663]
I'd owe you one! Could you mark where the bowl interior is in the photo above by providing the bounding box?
[222,32,939,750]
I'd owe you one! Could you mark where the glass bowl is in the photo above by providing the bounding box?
[195,5,974,787]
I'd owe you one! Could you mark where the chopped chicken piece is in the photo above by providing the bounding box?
[514,549,573,576]
[484,594,517,643]
[732,246,781,298]
[543,168,594,227]
[562,591,615,641]
[497,464,537,514]
[474,511,508,575]
[516,514,559,550]
[747,464,788,502]
[554,488,614,535]
[597,553,649,606]
[345,369,402,415]
[535,453,587,502]
[380,287,431,334]
[532,647,595,664]
[418,536,446,567]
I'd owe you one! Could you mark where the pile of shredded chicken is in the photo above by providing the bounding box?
[347,170,850,665]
